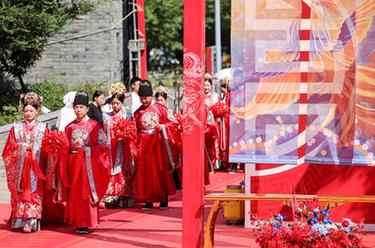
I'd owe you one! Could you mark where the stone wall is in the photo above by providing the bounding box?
[24,0,124,85]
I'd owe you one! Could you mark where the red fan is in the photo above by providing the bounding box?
[42,130,69,155]
[112,118,137,141]
[210,102,229,118]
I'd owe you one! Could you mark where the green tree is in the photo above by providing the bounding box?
[206,0,231,54]
[144,0,231,69]
[0,0,93,92]
[145,0,183,69]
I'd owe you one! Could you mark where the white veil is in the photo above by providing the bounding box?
[56,91,77,131]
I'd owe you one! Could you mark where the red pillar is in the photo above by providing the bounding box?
[205,47,213,75]
[136,0,147,79]
[182,0,206,247]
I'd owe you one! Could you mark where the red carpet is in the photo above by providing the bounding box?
[0,171,375,247]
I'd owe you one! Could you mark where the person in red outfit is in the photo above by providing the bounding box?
[219,78,233,172]
[102,85,136,208]
[2,92,48,233]
[204,77,219,107]
[203,105,218,185]
[64,91,110,234]
[154,86,182,190]
[133,84,177,210]
[42,125,67,225]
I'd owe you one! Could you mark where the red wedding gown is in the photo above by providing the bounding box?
[2,120,48,232]
[215,94,230,164]
[102,111,136,207]
[204,106,219,185]
[42,132,69,224]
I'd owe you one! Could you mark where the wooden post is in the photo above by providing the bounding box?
[182,0,206,247]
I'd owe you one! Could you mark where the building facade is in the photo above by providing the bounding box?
[25,0,133,85]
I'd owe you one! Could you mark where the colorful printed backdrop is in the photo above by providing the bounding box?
[229,0,374,165]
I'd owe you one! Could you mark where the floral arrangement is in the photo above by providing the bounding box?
[112,118,137,141]
[254,201,363,248]
[155,85,169,94]
[210,102,229,118]
[109,82,126,95]
[42,130,69,155]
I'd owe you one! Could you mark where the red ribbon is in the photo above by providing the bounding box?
[20,148,46,201]
[46,153,69,203]
[71,148,94,203]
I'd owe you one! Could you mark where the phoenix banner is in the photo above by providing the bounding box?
[229,0,374,165]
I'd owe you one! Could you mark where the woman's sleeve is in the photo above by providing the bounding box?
[90,125,111,201]
[2,127,19,194]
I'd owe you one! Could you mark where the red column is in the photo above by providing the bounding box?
[182,0,206,247]
[136,0,147,79]
[205,46,213,75]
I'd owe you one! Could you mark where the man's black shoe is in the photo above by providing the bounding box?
[159,201,168,209]
[75,227,89,234]
[141,202,153,210]
[228,164,237,174]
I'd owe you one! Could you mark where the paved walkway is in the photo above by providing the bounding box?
[0,171,257,247]
[1,171,375,247]
[0,141,10,204]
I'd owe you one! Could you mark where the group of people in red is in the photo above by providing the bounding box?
[2,75,232,234]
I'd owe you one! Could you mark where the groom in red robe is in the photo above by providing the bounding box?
[133,84,177,210]
[65,91,110,234]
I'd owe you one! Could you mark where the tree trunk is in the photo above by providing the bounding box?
[17,75,27,93]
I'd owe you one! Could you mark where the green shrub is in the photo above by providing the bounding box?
[28,81,107,111]
[0,75,21,108]
[0,105,22,126]
[69,81,108,98]
[148,70,182,89]
[29,80,68,111]
[0,80,107,126]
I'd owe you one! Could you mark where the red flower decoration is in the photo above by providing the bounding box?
[254,201,363,248]
[42,130,69,155]
[112,118,137,141]
[210,102,229,118]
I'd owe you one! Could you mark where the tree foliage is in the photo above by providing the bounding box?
[144,0,231,68]
[0,0,93,92]
[206,0,231,53]
[145,0,183,54]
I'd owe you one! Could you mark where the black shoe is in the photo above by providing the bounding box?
[75,227,89,234]
[228,165,237,174]
[219,162,229,171]
[160,195,168,209]
[126,196,135,208]
[159,201,168,209]
[141,202,153,210]
[118,196,128,208]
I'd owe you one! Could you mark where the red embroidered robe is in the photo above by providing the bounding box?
[204,106,218,185]
[64,118,110,227]
[2,120,47,231]
[216,94,230,163]
[133,102,177,202]
[102,111,136,203]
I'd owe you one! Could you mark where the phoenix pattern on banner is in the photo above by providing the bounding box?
[229,0,375,166]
